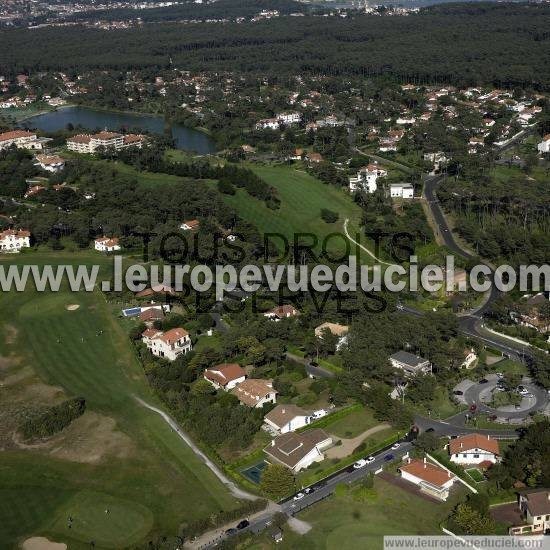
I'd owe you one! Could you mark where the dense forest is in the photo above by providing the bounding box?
[2,3,550,88]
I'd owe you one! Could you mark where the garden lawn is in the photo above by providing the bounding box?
[213,164,372,261]
[0,251,238,549]
[247,477,464,549]
[322,407,380,438]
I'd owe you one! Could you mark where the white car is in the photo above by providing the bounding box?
[366,456,375,464]
[353,459,367,469]
[391,442,401,450]
[496,372,504,379]
[518,388,529,396]
[293,492,305,501]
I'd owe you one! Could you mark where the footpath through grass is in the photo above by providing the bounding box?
[0,251,239,549]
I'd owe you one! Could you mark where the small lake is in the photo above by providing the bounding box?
[21,105,217,154]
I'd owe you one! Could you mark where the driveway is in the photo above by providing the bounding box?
[325,423,391,459]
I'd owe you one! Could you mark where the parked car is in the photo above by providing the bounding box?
[479,378,489,384]
[453,390,464,396]
[425,428,435,433]
[293,492,305,501]
[391,442,401,450]
[311,409,327,420]
[366,456,376,464]
[225,528,238,536]
[384,454,395,462]
[353,459,368,469]
[518,388,529,396]
[496,372,504,378]
[304,487,314,494]
[236,520,250,530]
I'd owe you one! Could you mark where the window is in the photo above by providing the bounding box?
[473,454,479,458]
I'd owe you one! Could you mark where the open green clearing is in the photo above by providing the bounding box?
[322,407,381,438]
[212,165,372,261]
[0,251,238,549]
[247,477,464,549]
[465,468,486,483]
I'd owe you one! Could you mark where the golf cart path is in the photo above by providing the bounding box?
[325,422,391,459]
[343,218,392,266]
[134,396,258,501]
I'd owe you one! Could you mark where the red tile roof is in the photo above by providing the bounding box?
[0,130,36,142]
[449,434,500,456]
[400,459,454,487]
[204,363,246,387]
[157,327,188,345]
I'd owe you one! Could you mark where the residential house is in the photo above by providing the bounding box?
[399,457,456,501]
[0,229,30,252]
[203,363,246,391]
[389,351,432,376]
[305,152,323,163]
[510,489,550,536]
[264,428,332,472]
[461,348,478,369]
[180,219,200,231]
[256,118,280,131]
[94,236,121,252]
[349,166,379,193]
[231,378,277,408]
[141,327,192,361]
[388,183,414,199]
[277,111,301,125]
[264,404,311,434]
[315,322,349,351]
[448,433,500,466]
[264,304,299,320]
[35,154,65,173]
[516,293,550,333]
[538,135,550,154]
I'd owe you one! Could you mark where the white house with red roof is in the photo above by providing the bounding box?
[0,229,30,252]
[67,131,145,154]
[0,130,44,151]
[142,327,192,361]
[94,236,121,252]
[448,433,500,466]
[203,363,246,390]
[399,457,457,501]
[264,304,299,321]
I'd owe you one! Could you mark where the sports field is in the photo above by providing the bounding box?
[0,252,238,549]
[214,165,373,262]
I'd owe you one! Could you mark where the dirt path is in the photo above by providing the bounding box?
[134,396,258,501]
[343,219,392,266]
[325,422,391,459]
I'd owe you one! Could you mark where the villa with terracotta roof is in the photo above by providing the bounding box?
[231,378,277,408]
[141,327,192,361]
[94,236,121,252]
[448,433,500,466]
[179,219,200,231]
[35,154,65,173]
[399,457,457,501]
[0,229,30,252]
[264,304,299,321]
[204,363,246,391]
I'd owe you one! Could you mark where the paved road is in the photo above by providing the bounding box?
[285,351,336,378]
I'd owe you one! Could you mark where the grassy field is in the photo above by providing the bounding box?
[212,164,372,261]
[0,251,239,548]
[322,407,381,438]
[246,477,464,549]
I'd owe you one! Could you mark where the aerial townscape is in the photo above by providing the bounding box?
[0,0,550,549]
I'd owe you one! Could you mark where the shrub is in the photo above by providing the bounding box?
[321,208,339,223]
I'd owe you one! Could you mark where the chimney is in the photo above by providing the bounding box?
[460,442,463,448]
[487,434,490,440]
[423,457,426,464]
[282,409,286,414]
[271,440,275,447]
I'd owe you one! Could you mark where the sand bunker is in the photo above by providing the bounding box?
[22,537,67,550]
[66,304,80,311]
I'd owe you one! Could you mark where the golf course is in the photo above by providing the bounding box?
[0,252,239,549]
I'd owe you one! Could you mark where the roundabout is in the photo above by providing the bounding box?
[458,374,549,421]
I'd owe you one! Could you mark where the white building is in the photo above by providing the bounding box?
[35,154,65,173]
[231,378,277,408]
[388,183,414,199]
[67,131,145,154]
[349,166,381,193]
[510,490,550,536]
[399,457,456,501]
[448,433,500,466]
[396,116,416,125]
[264,429,332,472]
[277,112,301,125]
[264,404,312,434]
[538,135,550,154]
[0,130,45,151]
[0,229,30,252]
[389,351,432,376]
[255,118,280,130]
[203,363,246,391]
[141,327,192,361]
[94,236,121,252]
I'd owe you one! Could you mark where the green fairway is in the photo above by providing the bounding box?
[0,252,238,548]
[213,164,371,261]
